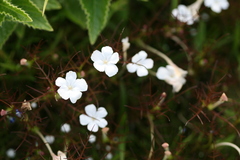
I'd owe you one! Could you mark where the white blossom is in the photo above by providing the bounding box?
[52,151,67,160]
[61,123,71,133]
[6,148,16,158]
[45,135,55,144]
[156,65,187,92]
[172,0,203,25]
[88,134,96,143]
[91,46,119,77]
[204,0,229,13]
[79,104,108,132]
[121,37,130,52]
[55,71,88,104]
[126,51,154,77]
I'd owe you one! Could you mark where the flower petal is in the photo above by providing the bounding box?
[101,46,113,56]
[96,107,108,118]
[131,53,141,63]
[105,64,118,77]
[57,87,70,100]
[91,50,103,62]
[136,66,148,77]
[87,122,99,132]
[95,118,108,128]
[109,52,119,64]
[142,58,154,69]
[74,79,88,92]
[79,114,92,125]
[126,63,137,73]
[156,67,171,80]
[66,71,77,82]
[138,51,148,60]
[55,77,66,87]
[93,62,106,72]
[69,90,82,103]
[85,104,97,117]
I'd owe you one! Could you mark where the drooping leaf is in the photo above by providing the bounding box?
[0,0,32,22]
[64,0,86,29]
[79,0,111,45]
[31,0,61,11]
[11,0,53,31]
[0,21,17,49]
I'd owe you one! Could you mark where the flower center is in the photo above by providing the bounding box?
[103,60,108,64]
[68,85,73,90]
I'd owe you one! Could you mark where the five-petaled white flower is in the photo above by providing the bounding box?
[91,46,119,77]
[79,104,108,132]
[204,0,229,13]
[55,71,88,104]
[172,0,203,25]
[156,65,187,92]
[126,51,154,77]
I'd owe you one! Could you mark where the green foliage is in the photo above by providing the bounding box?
[79,0,111,45]
[0,21,17,48]
[0,0,32,22]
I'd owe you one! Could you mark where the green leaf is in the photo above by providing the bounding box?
[64,0,86,29]
[0,21,17,49]
[31,0,61,11]
[0,14,5,26]
[0,0,32,22]
[79,0,111,45]
[11,0,53,31]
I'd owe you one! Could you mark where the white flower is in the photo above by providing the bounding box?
[79,104,108,132]
[121,37,130,52]
[6,148,16,158]
[204,0,229,13]
[55,71,88,104]
[88,134,96,143]
[31,102,37,108]
[45,135,55,144]
[126,51,154,77]
[52,151,67,160]
[156,65,187,92]
[91,46,119,77]
[61,123,71,133]
[106,152,113,159]
[172,0,203,25]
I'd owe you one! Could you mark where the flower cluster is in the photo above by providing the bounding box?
[172,0,229,25]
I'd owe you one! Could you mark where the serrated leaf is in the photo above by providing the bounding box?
[64,0,86,29]
[0,14,5,26]
[79,0,111,45]
[0,21,17,49]
[31,0,61,11]
[11,0,53,31]
[0,0,32,22]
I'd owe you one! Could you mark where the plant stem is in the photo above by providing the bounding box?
[215,142,240,155]
[147,113,155,160]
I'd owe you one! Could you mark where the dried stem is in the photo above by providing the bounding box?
[215,142,240,155]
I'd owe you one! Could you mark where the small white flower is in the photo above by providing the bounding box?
[91,46,119,77]
[106,152,113,159]
[88,134,96,143]
[6,148,16,158]
[45,135,55,144]
[126,51,154,77]
[156,65,187,92]
[55,71,88,104]
[121,37,130,52]
[61,123,71,133]
[52,151,67,160]
[31,102,37,109]
[172,0,203,25]
[79,104,108,132]
[204,0,229,13]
